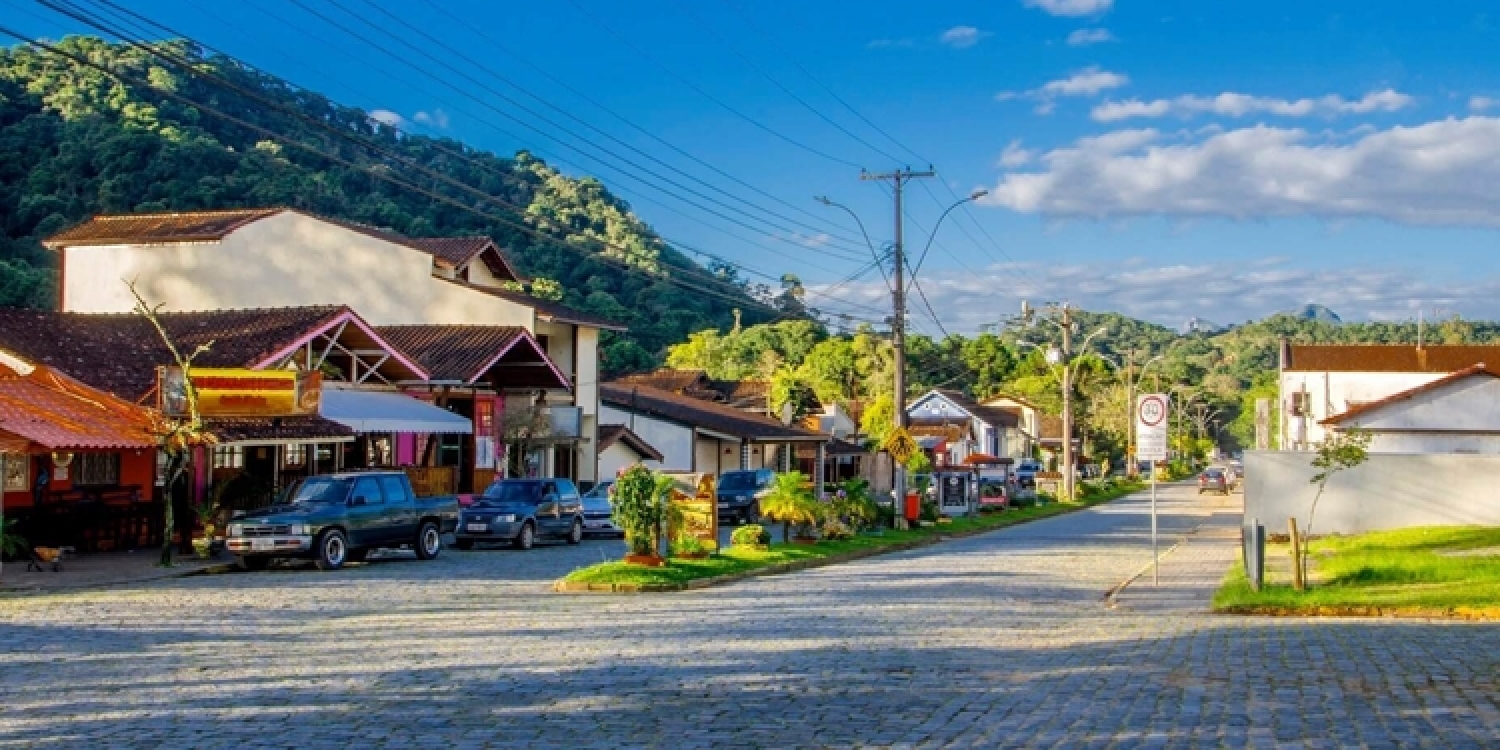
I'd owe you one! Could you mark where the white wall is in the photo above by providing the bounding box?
[62,213,534,328]
[600,405,694,471]
[1280,371,1443,449]
[598,442,658,480]
[1245,450,1500,534]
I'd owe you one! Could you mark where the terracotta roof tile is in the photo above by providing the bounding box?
[601,383,824,441]
[42,209,282,248]
[1287,344,1500,373]
[0,366,156,450]
[1321,364,1500,425]
[374,325,568,388]
[407,237,523,281]
[616,369,711,393]
[597,424,665,462]
[0,307,349,400]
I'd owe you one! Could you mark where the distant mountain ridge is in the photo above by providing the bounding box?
[1287,304,1343,324]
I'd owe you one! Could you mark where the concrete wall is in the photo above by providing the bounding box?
[1244,450,1500,534]
[600,405,693,471]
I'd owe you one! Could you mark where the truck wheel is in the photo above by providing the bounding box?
[566,518,583,545]
[314,529,348,571]
[415,521,442,560]
[513,522,535,551]
[236,555,270,572]
[454,538,474,550]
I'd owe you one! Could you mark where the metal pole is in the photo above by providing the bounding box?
[1151,469,1159,585]
[1060,306,1074,502]
[1125,352,1135,479]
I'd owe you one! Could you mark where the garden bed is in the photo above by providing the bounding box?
[556,480,1144,593]
[1213,526,1500,619]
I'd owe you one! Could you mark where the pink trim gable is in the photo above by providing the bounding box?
[252,308,430,382]
[467,329,571,391]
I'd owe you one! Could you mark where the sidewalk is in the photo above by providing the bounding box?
[0,549,228,594]
[1107,494,1242,614]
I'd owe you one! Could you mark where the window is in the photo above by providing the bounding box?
[284,444,307,468]
[353,477,384,505]
[74,453,121,487]
[377,475,411,505]
[212,446,244,469]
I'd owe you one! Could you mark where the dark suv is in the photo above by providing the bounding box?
[716,468,774,525]
[455,479,585,550]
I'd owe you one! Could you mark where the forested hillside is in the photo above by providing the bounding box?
[0,37,787,370]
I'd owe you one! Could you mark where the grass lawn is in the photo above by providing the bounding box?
[561,480,1144,590]
[1214,526,1500,617]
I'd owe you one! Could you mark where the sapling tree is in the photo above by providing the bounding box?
[1301,427,1371,585]
[128,281,217,567]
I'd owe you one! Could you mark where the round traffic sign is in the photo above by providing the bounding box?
[1139,395,1167,427]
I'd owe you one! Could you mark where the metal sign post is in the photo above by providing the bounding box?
[1136,394,1170,586]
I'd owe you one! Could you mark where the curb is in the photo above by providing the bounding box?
[555,485,1147,595]
[1212,604,1500,621]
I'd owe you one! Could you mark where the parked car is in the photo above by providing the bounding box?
[581,481,623,538]
[226,471,459,572]
[716,468,774,524]
[1198,468,1229,495]
[455,479,585,550]
[1014,459,1042,489]
[1227,461,1244,490]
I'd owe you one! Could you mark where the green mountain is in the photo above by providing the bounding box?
[1288,303,1342,323]
[0,37,786,371]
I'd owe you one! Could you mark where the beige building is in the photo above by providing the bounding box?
[44,208,623,484]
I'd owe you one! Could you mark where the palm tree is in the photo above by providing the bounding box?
[759,471,821,541]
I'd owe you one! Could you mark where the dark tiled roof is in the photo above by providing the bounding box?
[42,209,282,248]
[710,379,770,409]
[614,370,769,409]
[207,416,355,443]
[374,325,568,388]
[1286,344,1500,373]
[1321,364,1498,425]
[616,369,711,393]
[0,307,348,400]
[597,424,665,461]
[432,277,628,331]
[601,383,825,442]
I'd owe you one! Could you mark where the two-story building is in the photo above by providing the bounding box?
[42,208,622,486]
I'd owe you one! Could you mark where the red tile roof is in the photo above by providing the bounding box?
[597,424,665,461]
[0,366,156,450]
[408,237,523,281]
[374,325,569,388]
[1321,365,1500,426]
[1286,344,1500,373]
[0,307,352,400]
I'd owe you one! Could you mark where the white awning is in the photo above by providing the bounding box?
[320,389,472,434]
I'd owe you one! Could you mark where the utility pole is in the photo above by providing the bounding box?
[1059,305,1076,502]
[1125,351,1136,479]
[861,168,934,529]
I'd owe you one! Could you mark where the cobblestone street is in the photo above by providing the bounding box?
[2,485,1498,749]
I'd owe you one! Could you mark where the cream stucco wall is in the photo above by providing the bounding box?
[600,405,694,471]
[464,259,508,286]
[61,212,534,328]
[1279,371,1444,449]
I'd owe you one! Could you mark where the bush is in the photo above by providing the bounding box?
[820,519,854,541]
[730,524,771,549]
[830,478,879,530]
[613,465,664,557]
[672,533,709,557]
[919,500,940,523]
[761,471,822,540]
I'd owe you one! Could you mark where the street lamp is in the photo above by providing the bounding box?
[1018,302,1108,501]
[815,196,890,287]
[1097,352,1166,477]
[909,189,989,281]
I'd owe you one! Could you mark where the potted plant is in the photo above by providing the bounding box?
[190,497,220,560]
[612,465,666,566]
[760,471,822,543]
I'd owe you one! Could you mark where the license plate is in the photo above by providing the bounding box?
[466,523,488,532]
[250,538,274,551]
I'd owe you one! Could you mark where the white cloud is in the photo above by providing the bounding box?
[939,26,991,48]
[983,117,1500,227]
[1023,0,1113,18]
[413,109,451,129]
[1092,89,1414,122]
[1471,96,1497,112]
[815,258,1500,332]
[998,140,1036,167]
[1066,28,1114,46]
[999,67,1130,115]
[368,109,406,128]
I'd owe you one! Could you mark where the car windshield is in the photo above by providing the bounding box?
[583,482,613,499]
[718,473,758,491]
[583,497,612,512]
[1203,470,1224,478]
[288,477,352,504]
[477,481,543,506]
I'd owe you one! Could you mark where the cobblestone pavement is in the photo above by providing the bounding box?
[2,484,1499,749]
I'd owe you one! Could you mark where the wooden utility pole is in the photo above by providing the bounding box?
[1288,517,1305,591]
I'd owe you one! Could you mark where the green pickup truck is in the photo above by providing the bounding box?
[225,471,459,572]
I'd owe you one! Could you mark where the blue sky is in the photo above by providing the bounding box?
[9,0,1500,332]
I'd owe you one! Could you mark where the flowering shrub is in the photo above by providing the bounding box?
[820,519,854,541]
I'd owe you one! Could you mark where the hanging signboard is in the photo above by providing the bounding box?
[1136,393,1170,462]
[659,472,719,554]
[159,367,321,418]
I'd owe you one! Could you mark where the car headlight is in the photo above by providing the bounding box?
[496,514,517,523]
[227,523,243,537]
[289,524,312,536]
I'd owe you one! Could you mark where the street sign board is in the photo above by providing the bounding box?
[884,427,919,465]
[1136,393,1170,462]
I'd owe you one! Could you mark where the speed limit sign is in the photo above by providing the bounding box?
[1136,393,1170,461]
